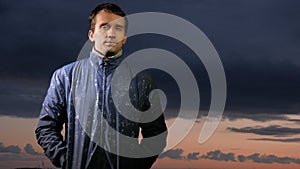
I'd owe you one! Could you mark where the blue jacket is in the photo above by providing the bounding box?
[35,52,167,169]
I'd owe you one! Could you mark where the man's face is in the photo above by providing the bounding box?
[88,10,127,56]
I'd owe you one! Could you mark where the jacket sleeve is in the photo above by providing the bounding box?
[139,114,167,168]
[137,74,168,169]
[35,69,68,168]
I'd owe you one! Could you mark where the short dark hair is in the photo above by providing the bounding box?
[89,3,127,32]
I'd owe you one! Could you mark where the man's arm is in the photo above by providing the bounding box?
[35,69,68,168]
[139,114,168,168]
[137,73,168,168]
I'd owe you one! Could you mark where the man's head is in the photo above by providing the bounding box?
[88,3,127,57]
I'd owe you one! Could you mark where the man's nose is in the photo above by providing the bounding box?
[106,28,116,38]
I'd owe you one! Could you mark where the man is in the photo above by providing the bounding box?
[35,3,167,169]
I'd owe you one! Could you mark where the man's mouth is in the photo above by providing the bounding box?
[105,42,117,45]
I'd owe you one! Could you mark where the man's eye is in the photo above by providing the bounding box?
[115,26,124,31]
[102,25,110,30]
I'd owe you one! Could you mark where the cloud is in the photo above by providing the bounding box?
[0,79,48,118]
[0,153,39,161]
[0,0,87,79]
[237,155,246,162]
[187,152,200,160]
[0,153,21,161]
[228,125,300,137]
[201,150,236,162]
[246,153,297,164]
[0,142,21,154]
[1,0,300,121]
[162,148,300,165]
[224,112,291,122]
[230,152,300,165]
[24,144,41,155]
[288,119,300,124]
[159,148,184,160]
[249,137,300,143]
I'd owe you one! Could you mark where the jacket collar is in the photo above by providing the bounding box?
[91,47,122,60]
[89,48,123,71]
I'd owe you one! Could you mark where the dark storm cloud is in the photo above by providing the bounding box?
[1,0,300,120]
[0,78,48,118]
[24,144,41,155]
[160,149,300,165]
[237,155,246,162]
[201,150,236,162]
[249,137,300,143]
[224,112,291,122]
[228,125,300,137]
[246,153,299,164]
[211,0,300,119]
[0,0,94,118]
[0,0,90,78]
[0,142,21,154]
[187,152,200,160]
[158,148,184,160]
[288,119,300,124]
[0,153,47,162]
[0,154,21,162]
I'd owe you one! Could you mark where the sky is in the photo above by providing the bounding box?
[0,0,300,168]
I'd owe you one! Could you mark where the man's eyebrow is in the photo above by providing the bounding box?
[115,24,124,28]
[99,22,124,28]
[99,23,109,27]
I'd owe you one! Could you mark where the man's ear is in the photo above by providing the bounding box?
[88,30,95,42]
[122,36,127,45]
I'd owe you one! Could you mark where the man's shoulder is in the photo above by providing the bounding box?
[54,58,90,76]
[54,62,75,76]
[50,58,91,87]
